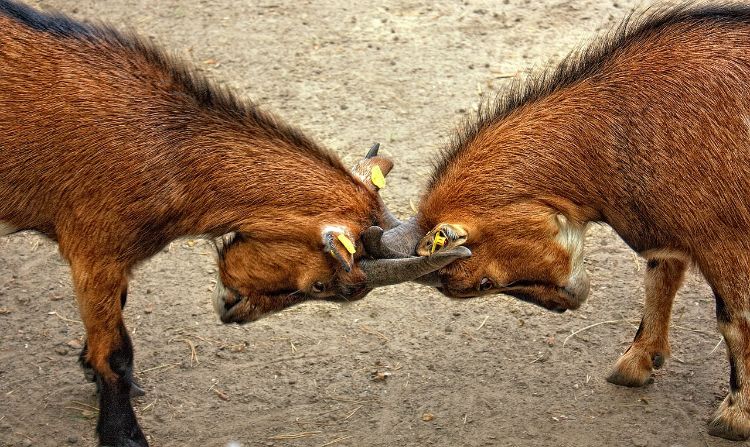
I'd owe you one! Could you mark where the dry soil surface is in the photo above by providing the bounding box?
[0,1,738,446]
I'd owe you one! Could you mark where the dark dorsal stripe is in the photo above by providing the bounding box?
[0,0,95,37]
[0,0,344,172]
[430,4,750,188]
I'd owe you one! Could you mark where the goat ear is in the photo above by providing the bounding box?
[416,223,469,257]
[322,227,357,272]
[351,143,394,191]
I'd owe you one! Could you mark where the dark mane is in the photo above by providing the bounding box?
[0,0,94,35]
[0,0,343,170]
[430,2,750,188]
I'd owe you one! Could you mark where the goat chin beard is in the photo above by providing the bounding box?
[552,216,591,312]
[554,213,589,284]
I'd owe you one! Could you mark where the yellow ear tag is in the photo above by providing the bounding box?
[371,165,386,189]
[430,231,448,254]
[337,234,357,254]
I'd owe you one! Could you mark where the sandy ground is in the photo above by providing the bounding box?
[0,0,738,446]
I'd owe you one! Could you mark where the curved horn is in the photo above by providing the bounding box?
[350,142,393,191]
[362,216,424,259]
[360,246,471,288]
[362,226,406,259]
[381,216,423,255]
[366,142,380,158]
[376,196,403,230]
[352,142,401,230]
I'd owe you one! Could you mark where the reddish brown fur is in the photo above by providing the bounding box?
[0,4,386,445]
[419,5,750,441]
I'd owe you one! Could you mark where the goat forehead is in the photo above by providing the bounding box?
[0,222,17,237]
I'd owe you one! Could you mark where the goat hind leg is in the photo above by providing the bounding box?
[607,257,686,387]
[707,286,750,441]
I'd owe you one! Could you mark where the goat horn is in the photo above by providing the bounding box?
[360,246,471,288]
[360,209,467,287]
[362,216,423,258]
[376,197,403,231]
[366,142,380,158]
[351,142,402,231]
[362,226,407,259]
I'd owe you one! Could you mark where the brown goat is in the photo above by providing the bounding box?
[367,4,750,441]
[0,1,467,445]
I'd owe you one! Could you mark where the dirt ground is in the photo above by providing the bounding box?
[0,0,738,446]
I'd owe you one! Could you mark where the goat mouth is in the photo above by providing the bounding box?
[215,282,374,324]
[220,288,356,324]
[219,296,251,324]
[220,286,245,310]
[223,300,240,314]
[502,289,568,313]
[333,283,371,302]
[438,280,580,313]
[502,281,584,312]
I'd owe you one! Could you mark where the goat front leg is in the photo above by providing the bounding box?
[79,288,145,397]
[72,261,148,447]
[607,257,686,387]
[707,285,750,440]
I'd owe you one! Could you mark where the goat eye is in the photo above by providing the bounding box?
[311,281,326,293]
[479,277,493,291]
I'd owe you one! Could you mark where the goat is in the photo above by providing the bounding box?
[0,1,467,445]
[366,4,750,441]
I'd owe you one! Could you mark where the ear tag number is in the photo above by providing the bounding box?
[371,166,386,189]
[431,231,447,254]
[337,234,357,254]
